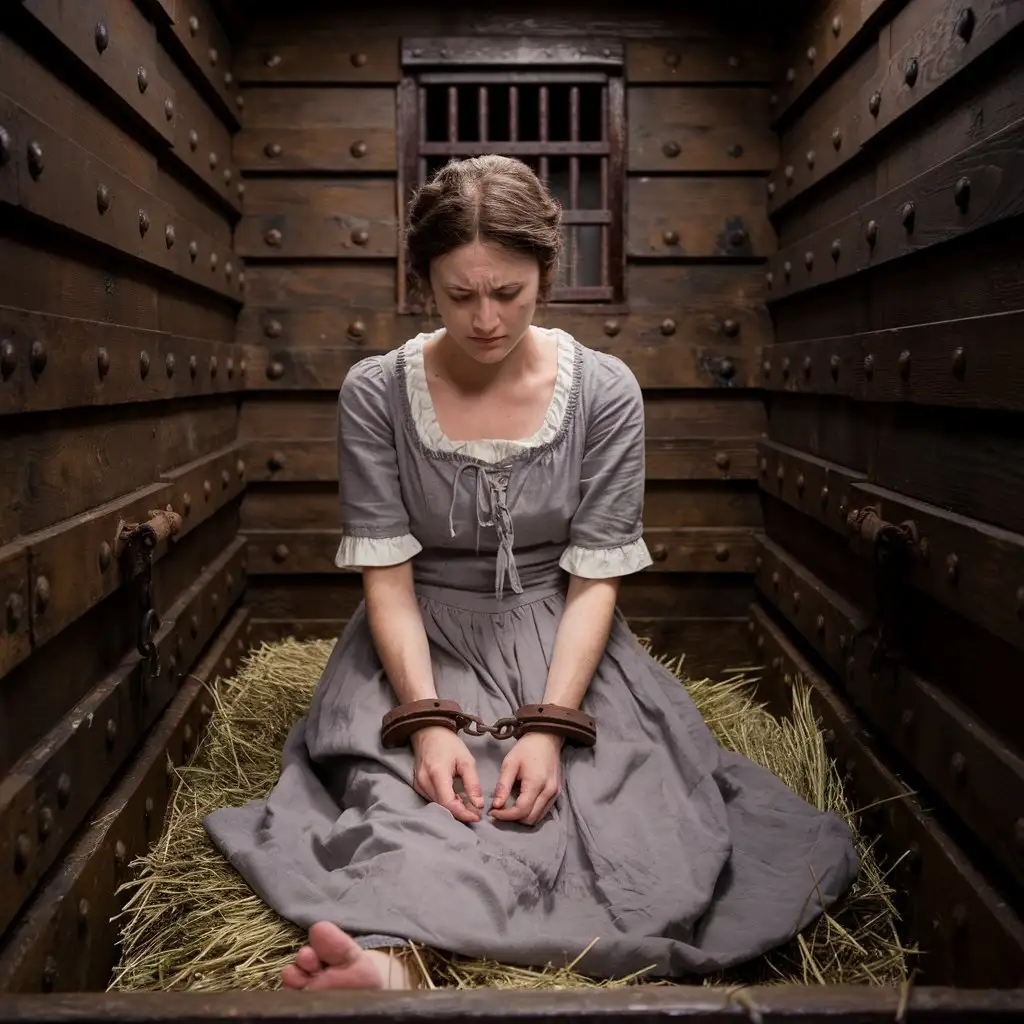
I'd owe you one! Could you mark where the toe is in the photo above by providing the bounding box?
[308,921,362,968]
[281,964,310,989]
[295,945,321,974]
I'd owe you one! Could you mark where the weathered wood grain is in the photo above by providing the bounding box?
[0,603,249,993]
[628,87,777,172]
[234,34,400,84]
[0,539,247,946]
[627,177,775,259]
[749,603,1024,988]
[625,37,777,83]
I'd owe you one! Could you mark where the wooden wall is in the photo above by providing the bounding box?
[232,1,781,678]
[0,0,249,991]
[750,0,1024,989]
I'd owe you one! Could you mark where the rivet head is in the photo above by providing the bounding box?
[226,356,234,376]
[901,200,916,230]
[30,340,47,377]
[165,98,175,121]
[35,575,50,610]
[106,717,118,745]
[832,14,842,34]
[221,468,230,487]
[821,485,829,507]
[713,544,730,563]
[0,126,10,167]
[139,350,150,378]
[265,228,282,247]
[816,613,825,634]
[954,175,971,211]
[138,209,150,236]
[223,167,233,184]
[776,463,785,482]
[864,353,875,378]
[189,129,199,151]
[869,91,881,116]
[603,319,620,337]
[663,229,679,246]
[224,71,234,86]
[904,57,918,87]
[95,20,110,52]
[267,360,285,380]
[166,352,175,377]
[806,46,816,63]
[715,451,731,471]
[273,543,290,562]
[831,238,841,261]
[662,139,681,159]
[115,839,127,865]
[792,590,801,609]
[726,142,743,158]
[28,140,44,178]
[347,319,366,341]
[783,260,792,279]
[660,318,676,336]
[784,164,794,183]
[0,339,15,379]
[767,181,776,198]
[803,355,812,377]
[781,356,791,376]
[268,451,285,471]
[265,142,282,158]
[351,52,368,67]
[188,14,199,34]
[957,6,976,40]
[719,358,736,381]
[210,355,218,377]
[209,47,219,65]
[189,354,197,378]
[203,479,212,498]
[898,350,911,380]
[350,140,367,158]
[946,552,960,583]
[722,318,739,337]
[38,806,53,840]
[209,151,218,169]
[951,346,966,379]
[804,250,814,270]
[265,319,283,338]
[832,127,842,149]
[664,50,681,68]
[796,473,805,494]
[866,219,879,245]
[265,53,282,68]
[830,354,841,380]
[137,67,149,93]
[13,832,31,873]
[786,66,796,83]
[188,240,198,261]
[97,347,109,377]
[351,228,369,246]
[165,224,176,248]
[951,751,967,778]
[210,252,218,269]
[78,898,90,925]
[806,149,815,168]
[98,540,112,572]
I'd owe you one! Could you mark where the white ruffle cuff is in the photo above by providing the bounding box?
[334,533,423,569]
[559,537,653,579]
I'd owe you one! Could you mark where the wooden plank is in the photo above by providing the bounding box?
[0,538,247,945]
[0,545,31,679]
[625,38,777,84]
[2,402,237,541]
[156,0,240,129]
[757,439,868,535]
[401,37,623,68]
[748,603,1024,988]
[3,444,245,666]
[755,535,1024,893]
[241,262,398,309]
[773,0,908,119]
[0,95,243,304]
[243,437,759,484]
[768,0,1024,214]
[243,527,760,575]
[761,309,1024,412]
[236,179,398,260]
[766,116,1024,299]
[627,177,775,259]
[846,480,1024,653]
[0,307,248,415]
[234,33,399,84]
[16,0,177,148]
[241,337,755,392]
[627,87,778,172]
[156,41,242,215]
[0,604,249,993]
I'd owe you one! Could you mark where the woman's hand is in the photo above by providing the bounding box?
[410,726,485,824]
[490,732,564,825]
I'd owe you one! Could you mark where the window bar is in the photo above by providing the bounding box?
[448,85,459,144]
[600,84,609,288]
[478,85,488,143]
[538,86,549,184]
[418,86,428,186]
[569,85,580,288]
[509,85,518,142]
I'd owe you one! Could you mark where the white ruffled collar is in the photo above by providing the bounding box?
[402,326,577,464]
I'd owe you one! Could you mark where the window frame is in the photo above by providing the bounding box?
[396,37,626,314]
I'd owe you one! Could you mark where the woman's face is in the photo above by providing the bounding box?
[429,240,540,365]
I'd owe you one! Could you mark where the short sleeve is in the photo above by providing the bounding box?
[334,358,422,570]
[559,354,654,579]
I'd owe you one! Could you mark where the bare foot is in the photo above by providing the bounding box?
[281,921,419,990]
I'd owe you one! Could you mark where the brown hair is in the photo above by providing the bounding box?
[404,155,563,303]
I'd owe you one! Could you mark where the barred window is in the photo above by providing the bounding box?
[397,39,625,309]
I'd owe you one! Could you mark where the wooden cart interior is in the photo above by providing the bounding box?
[2,0,1024,1018]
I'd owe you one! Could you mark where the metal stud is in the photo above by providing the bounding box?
[203,478,212,499]
[726,142,743,158]
[821,484,829,508]
[660,318,676,336]
[898,350,911,380]
[783,260,792,279]
[804,250,814,271]
[763,359,771,378]
[832,127,842,150]
[210,252,218,270]
[954,175,971,211]
[115,840,127,866]
[662,139,680,159]
[209,151,218,169]
[267,360,285,380]
[0,340,15,380]
[832,15,843,35]
[951,751,966,779]
[28,141,44,179]
[945,552,960,584]
[95,20,110,52]
[0,126,10,167]
[97,347,110,378]
[165,98,175,121]
[265,53,282,68]
[904,57,918,87]
[236,95,245,112]
[803,355,812,377]
[264,319,283,338]
[30,340,47,377]
[350,140,367,159]
[663,50,680,68]
[719,358,736,380]
[767,181,775,198]
[816,613,825,634]
[957,6,976,41]
[785,67,796,83]
[189,355,198,379]
[830,354,840,380]
[166,352,176,377]
[781,356,790,377]
[784,164,794,183]
[796,473,805,495]
[188,14,199,35]
[865,219,879,246]
[265,228,282,247]
[901,201,915,231]
[662,229,679,246]
[165,224,176,248]
[13,832,31,873]
[224,71,234,86]
[715,451,731,471]
[223,167,232,184]
[139,351,150,379]
[209,47,219,65]
[713,544,730,563]
[139,209,150,236]
[96,183,111,214]
[351,228,369,246]
[831,238,841,261]
[806,46,816,63]
[869,91,881,117]
[952,346,966,379]
[722,318,739,337]
[106,717,118,746]
[210,355,218,377]
[189,129,199,151]
[273,543,290,563]
[137,67,149,93]
[189,240,198,261]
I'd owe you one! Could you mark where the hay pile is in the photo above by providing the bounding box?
[108,637,915,992]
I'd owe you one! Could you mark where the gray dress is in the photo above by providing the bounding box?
[204,327,860,979]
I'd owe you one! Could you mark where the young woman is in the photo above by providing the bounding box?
[204,155,859,991]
